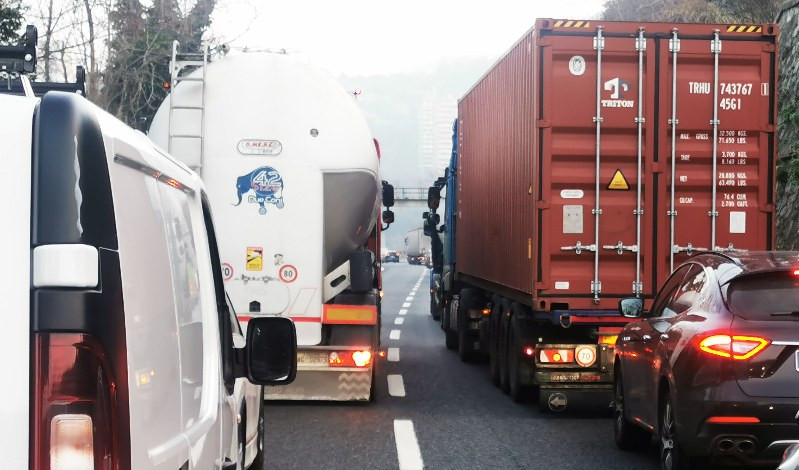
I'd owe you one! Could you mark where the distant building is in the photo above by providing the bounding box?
[418,90,457,180]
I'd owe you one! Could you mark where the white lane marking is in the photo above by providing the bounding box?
[399,309,408,315]
[388,374,406,397]
[387,347,400,362]
[402,302,411,308]
[390,329,401,340]
[394,420,424,470]
[406,296,414,301]
[395,317,405,325]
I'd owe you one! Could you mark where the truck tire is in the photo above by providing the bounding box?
[498,306,511,394]
[508,313,537,403]
[444,301,458,350]
[457,288,480,362]
[430,291,441,321]
[488,300,504,386]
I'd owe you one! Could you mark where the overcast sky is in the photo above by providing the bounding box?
[210,0,605,77]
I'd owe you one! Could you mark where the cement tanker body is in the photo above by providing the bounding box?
[150,47,394,400]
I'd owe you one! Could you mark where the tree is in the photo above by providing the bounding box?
[0,0,24,44]
[102,0,215,125]
[601,0,780,22]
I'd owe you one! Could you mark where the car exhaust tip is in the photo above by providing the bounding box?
[737,439,755,454]
[718,439,735,452]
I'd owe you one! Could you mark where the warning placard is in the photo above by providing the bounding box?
[607,170,630,190]
[246,247,263,271]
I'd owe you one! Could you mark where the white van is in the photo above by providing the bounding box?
[1,89,296,469]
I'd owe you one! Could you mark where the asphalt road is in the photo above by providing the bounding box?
[262,263,660,469]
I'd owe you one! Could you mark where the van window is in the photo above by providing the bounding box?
[727,271,799,321]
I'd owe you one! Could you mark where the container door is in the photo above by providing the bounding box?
[658,31,775,283]
[539,29,655,307]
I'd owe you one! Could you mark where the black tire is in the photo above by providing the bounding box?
[488,302,503,386]
[250,394,265,469]
[614,368,651,451]
[430,294,441,321]
[498,306,511,394]
[659,393,695,470]
[508,317,537,403]
[444,300,458,350]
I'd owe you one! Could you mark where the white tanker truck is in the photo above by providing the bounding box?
[149,45,395,400]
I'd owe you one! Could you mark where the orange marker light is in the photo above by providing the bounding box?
[706,416,760,424]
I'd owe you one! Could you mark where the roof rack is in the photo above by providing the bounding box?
[1,25,87,98]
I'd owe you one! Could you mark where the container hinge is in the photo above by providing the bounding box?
[761,203,775,212]
[710,36,722,54]
[561,241,596,255]
[669,37,680,53]
[635,36,646,52]
[714,243,747,253]
[762,124,775,132]
[537,201,550,210]
[593,37,605,51]
[632,281,643,296]
[673,243,707,255]
[602,241,638,255]
[536,119,552,128]
[590,281,602,295]
[763,43,776,53]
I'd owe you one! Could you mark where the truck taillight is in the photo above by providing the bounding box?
[33,334,117,470]
[698,334,769,360]
[328,350,372,367]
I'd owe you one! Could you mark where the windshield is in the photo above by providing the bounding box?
[726,271,799,320]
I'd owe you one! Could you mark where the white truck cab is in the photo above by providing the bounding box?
[0,83,296,468]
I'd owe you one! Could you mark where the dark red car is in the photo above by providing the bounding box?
[613,252,799,469]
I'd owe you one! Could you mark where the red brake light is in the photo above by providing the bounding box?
[793,269,799,276]
[328,350,372,368]
[523,346,535,357]
[706,416,761,424]
[33,333,117,470]
[698,334,770,360]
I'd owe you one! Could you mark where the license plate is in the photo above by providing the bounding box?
[297,351,329,365]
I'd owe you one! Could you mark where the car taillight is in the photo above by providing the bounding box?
[33,333,117,470]
[698,334,770,360]
[328,350,372,368]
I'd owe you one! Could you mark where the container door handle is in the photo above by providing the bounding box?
[602,241,638,255]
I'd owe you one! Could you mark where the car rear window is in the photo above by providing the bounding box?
[726,272,799,320]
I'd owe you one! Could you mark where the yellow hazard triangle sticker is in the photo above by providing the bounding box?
[607,170,630,190]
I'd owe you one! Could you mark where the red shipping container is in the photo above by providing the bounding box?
[456,19,778,311]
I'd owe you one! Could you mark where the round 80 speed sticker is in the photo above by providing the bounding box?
[279,264,298,283]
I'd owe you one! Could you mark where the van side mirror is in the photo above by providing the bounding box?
[427,187,440,210]
[382,210,395,225]
[245,316,297,385]
[618,298,644,318]
[382,181,395,208]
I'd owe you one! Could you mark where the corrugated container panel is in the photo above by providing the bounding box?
[456,30,535,295]
[455,19,778,310]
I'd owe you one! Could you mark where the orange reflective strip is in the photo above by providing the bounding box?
[323,305,377,325]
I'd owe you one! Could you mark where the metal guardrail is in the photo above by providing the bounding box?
[394,188,428,200]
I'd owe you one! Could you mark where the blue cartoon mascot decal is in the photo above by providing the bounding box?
[234,166,285,215]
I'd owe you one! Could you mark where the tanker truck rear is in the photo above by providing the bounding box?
[426,18,778,412]
[149,47,394,401]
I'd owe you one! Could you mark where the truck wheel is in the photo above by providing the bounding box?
[430,295,441,321]
[444,301,458,350]
[508,318,536,403]
[498,307,511,394]
[458,289,480,362]
[488,302,503,386]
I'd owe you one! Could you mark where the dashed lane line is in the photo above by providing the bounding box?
[394,317,405,325]
[387,374,406,397]
[387,347,400,362]
[394,420,424,470]
[406,296,414,301]
[399,309,408,315]
[402,302,411,308]
[390,329,401,340]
